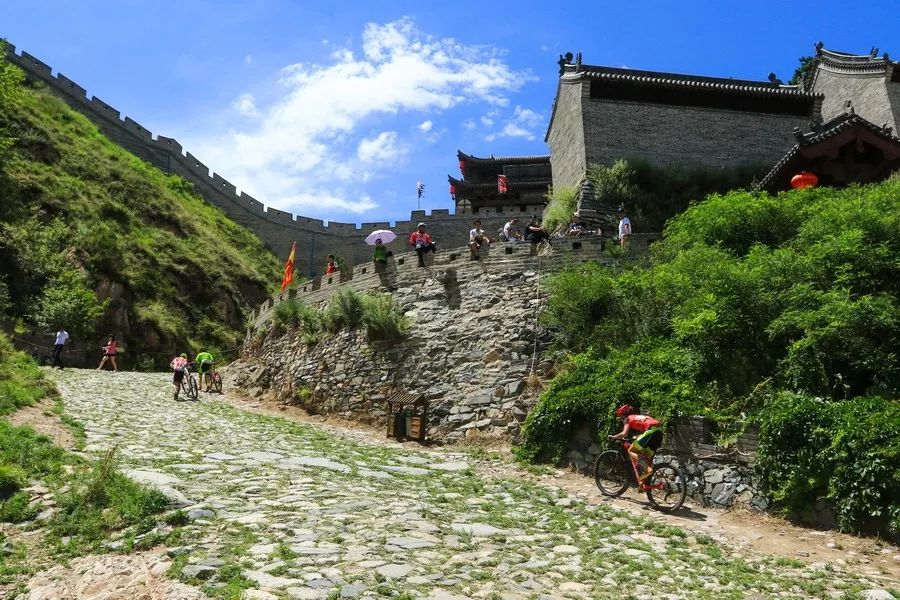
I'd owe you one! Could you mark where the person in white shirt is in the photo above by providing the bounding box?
[468,218,491,260]
[617,207,632,248]
[501,217,521,242]
[51,329,69,369]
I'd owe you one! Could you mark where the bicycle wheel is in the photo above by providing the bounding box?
[212,372,223,393]
[185,374,199,401]
[645,462,687,512]
[593,450,630,497]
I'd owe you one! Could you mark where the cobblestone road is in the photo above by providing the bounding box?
[48,370,895,600]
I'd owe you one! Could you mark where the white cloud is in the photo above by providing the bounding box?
[232,93,258,117]
[244,55,252,65]
[418,120,433,132]
[357,131,406,163]
[484,104,544,141]
[188,18,534,217]
[462,119,476,130]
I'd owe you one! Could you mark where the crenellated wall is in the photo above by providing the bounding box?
[6,44,542,278]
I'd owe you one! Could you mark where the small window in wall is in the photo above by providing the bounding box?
[519,204,527,212]
[473,206,480,214]
[496,207,503,213]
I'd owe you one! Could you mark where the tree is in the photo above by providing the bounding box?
[788,56,817,91]
[32,270,107,337]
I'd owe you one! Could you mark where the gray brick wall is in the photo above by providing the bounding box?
[814,68,897,131]
[581,97,808,169]
[546,81,587,191]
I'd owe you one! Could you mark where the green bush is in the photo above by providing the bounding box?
[542,186,578,233]
[586,159,763,232]
[325,288,366,331]
[524,179,900,534]
[756,393,900,536]
[518,339,711,463]
[32,269,107,336]
[0,332,54,416]
[361,294,408,342]
[0,464,25,499]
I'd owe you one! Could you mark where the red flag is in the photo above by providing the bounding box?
[281,241,296,292]
[498,174,508,194]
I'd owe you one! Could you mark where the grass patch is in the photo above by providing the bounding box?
[0,333,55,416]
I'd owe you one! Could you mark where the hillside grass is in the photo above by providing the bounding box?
[0,53,280,365]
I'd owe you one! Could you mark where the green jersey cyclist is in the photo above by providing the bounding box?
[195,351,214,391]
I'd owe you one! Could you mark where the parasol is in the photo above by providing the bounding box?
[365,229,396,246]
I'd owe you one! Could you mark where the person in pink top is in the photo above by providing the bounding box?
[171,353,189,401]
[97,335,118,372]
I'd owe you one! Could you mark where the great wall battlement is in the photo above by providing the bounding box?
[248,234,658,328]
[6,44,546,278]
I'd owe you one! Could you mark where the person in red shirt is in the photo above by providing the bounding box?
[97,335,118,372]
[408,222,436,267]
[325,254,338,275]
[609,404,662,482]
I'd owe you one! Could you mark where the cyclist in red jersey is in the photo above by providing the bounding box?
[609,404,662,482]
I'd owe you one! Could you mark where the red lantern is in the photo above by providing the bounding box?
[449,183,457,199]
[790,171,818,189]
[458,159,466,174]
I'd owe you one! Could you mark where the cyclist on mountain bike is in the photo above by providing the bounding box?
[171,353,189,401]
[609,404,662,482]
[194,350,214,391]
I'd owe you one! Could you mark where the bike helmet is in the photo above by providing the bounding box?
[615,404,634,418]
[180,353,187,358]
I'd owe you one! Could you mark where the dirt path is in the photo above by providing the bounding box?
[221,390,900,586]
[6,396,77,451]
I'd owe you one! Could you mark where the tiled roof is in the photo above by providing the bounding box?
[448,175,551,190]
[815,44,894,73]
[568,64,821,99]
[754,112,900,191]
[457,150,551,164]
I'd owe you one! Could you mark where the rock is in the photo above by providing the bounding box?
[182,564,217,580]
[376,563,413,579]
[340,583,367,598]
[450,523,506,537]
[430,461,469,472]
[704,469,724,485]
[860,590,896,600]
[483,349,501,363]
[242,591,279,600]
[187,507,215,521]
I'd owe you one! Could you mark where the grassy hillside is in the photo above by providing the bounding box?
[0,51,280,365]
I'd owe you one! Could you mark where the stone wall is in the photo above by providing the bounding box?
[4,44,543,279]
[545,81,587,191]
[581,97,808,173]
[231,239,616,443]
[814,67,898,131]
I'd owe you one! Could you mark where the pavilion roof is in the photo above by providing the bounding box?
[457,150,551,165]
[755,112,900,192]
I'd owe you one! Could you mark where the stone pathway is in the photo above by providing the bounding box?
[48,370,896,600]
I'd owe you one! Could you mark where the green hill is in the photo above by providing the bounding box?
[0,49,280,366]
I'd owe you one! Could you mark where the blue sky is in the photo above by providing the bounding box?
[3,1,898,225]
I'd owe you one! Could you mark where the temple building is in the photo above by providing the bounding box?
[448,151,551,215]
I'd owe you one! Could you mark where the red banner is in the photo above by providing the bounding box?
[280,241,296,292]
[498,174,508,194]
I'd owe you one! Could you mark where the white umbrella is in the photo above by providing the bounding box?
[365,229,397,246]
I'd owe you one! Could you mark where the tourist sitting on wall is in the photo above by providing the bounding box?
[325,254,338,275]
[567,213,588,237]
[500,217,521,242]
[373,238,393,266]
[468,218,491,260]
[408,222,436,267]
[523,217,551,245]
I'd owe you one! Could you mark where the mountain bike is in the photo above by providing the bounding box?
[178,364,199,401]
[205,365,223,394]
[593,437,687,512]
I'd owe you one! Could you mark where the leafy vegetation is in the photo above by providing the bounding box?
[0,53,280,366]
[788,55,817,91]
[272,289,408,343]
[541,186,578,233]
[586,159,765,232]
[521,180,900,534]
[0,332,55,416]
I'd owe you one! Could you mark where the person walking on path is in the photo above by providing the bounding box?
[617,206,632,248]
[51,328,69,369]
[97,335,118,372]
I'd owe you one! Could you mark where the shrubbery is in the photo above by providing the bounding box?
[521,180,900,534]
[586,159,763,232]
[757,393,900,536]
[272,289,408,343]
[0,332,55,416]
